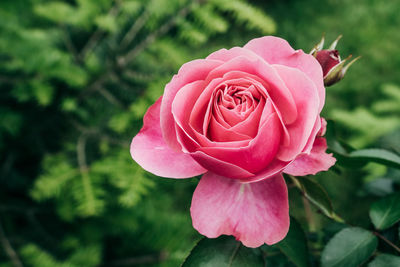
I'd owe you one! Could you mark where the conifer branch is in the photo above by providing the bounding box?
[119,7,151,50]
[117,0,204,67]
[79,0,121,60]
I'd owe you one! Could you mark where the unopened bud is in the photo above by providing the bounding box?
[311,35,360,86]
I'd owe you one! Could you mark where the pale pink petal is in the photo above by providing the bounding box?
[206,47,261,62]
[191,172,289,247]
[130,98,206,178]
[273,65,320,161]
[284,138,336,176]
[319,117,327,136]
[161,59,223,150]
[244,36,325,111]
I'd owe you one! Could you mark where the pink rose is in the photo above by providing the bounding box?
[131,36,336,247]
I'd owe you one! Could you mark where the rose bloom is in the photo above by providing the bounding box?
[131,36,336,247]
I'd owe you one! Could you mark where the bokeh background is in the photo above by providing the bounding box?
[1,0,399,266]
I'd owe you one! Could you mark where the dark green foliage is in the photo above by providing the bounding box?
[182,236,265,267]
[0,0,276,266]
[321,227,378,267]
[369,254,400,267]
[1,0,400,266]
[370,193,400,230]
[275,217,310,267]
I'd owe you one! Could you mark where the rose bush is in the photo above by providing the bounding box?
[130,36,336,247]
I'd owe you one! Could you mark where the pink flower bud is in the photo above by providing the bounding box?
[315,49,341,77]
[311,35,360,86]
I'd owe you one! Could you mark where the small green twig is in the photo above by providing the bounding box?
[302,195,317,232]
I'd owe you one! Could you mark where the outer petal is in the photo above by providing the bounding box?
[273,65,320,162]
[244,36,325,111]
[283,138,336,176]
[191,172,289,247]
[130,98,207,178]
[206,46,261,62]
[161,59,224,150]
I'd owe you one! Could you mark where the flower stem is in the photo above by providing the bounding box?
[373,231,400,254]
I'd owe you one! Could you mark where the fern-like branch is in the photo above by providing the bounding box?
[117,0,203,67]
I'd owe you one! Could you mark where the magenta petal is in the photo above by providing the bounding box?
[191,172,289,247]
[130,98,206,178]
[284,138,336,176]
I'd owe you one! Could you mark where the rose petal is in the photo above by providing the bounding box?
[205,56,298,125]
[191,150,254,179]
[273,65,320,162]
[209,116,252,142]
[130,98,206,178]
[284,137,336,176]
[301,115,322,155]
[244,36,325,112]
[198,113,281,174]
[206,46,261,62]
[172,80,207,148]
[227,97,266,137]
[243,159,289,183]
[191,172,289,247]
[161,59,223,150]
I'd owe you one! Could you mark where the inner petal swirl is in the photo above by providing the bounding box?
[206,78,267,141]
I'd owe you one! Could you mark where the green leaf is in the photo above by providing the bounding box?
[364,178,395,197]
[325,121,400,169]
[321,227,378,267]
[369,193,400,230]
[348,149,400,169]
[368,254,400,267]
[95,14,118,33]
[276,217,310,267]
[182,236,264,267]
[290,176,342,221]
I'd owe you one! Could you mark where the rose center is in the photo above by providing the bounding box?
[217,84,260,114]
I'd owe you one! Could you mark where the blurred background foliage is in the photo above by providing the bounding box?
[0,0,399,266]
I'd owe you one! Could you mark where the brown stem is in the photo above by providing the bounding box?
[373,231,400,254]
[0,219,23,267]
